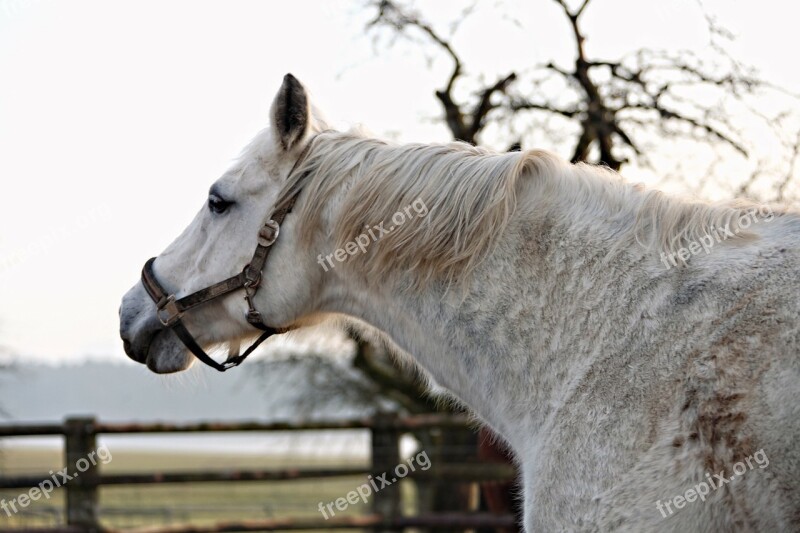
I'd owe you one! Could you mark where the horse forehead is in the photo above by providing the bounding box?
[219,159,273,194]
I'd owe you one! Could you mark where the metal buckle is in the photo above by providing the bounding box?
[246,308,263,325]
[242,265,262,290]
[257,220,280,247]
[156,295,183,327]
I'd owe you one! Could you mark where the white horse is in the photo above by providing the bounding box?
[120,74,800,531]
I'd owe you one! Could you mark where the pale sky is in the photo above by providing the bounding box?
[1,0,798,363]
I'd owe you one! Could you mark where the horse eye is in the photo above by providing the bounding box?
[208,194,232,214]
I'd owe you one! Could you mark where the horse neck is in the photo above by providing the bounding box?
[319,162,658,449]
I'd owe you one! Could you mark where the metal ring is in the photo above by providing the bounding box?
[242,265,262,289]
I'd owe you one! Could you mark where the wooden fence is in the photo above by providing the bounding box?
[0,414,517,532]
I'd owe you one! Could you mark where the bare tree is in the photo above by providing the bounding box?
[366,0,798,196]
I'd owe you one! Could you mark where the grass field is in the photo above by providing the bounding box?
[0,446,414,531]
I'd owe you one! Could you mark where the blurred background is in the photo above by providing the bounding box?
[1,0,798,531]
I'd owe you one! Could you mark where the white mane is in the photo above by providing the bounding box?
[279,130,784,287]
[280,131,541,288]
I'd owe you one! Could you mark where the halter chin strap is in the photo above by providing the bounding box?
[139,141,313,372]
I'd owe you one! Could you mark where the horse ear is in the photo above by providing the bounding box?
[270,73,310,152]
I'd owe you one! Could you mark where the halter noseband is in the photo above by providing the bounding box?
[139,141,313,372]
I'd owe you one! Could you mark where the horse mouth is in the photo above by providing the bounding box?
[124,330,180,374]
[124,338,151,366]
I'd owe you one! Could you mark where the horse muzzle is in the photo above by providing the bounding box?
[119,284,164,365]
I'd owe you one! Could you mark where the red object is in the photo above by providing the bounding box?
[478,427,522,532]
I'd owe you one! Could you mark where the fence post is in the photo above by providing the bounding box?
[64,416,100,531]
[370,412,401,530]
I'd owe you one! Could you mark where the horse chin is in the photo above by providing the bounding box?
[146,332,194,374]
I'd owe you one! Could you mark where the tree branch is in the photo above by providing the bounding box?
[367,0,519,144]
[468,72,517,139]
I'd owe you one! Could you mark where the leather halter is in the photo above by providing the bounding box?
[140,142,313,372]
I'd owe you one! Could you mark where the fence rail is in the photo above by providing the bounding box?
[0,415,517,532]
[0,414,477,437]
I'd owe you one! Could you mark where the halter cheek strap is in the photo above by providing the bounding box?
[139,140,313,372]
